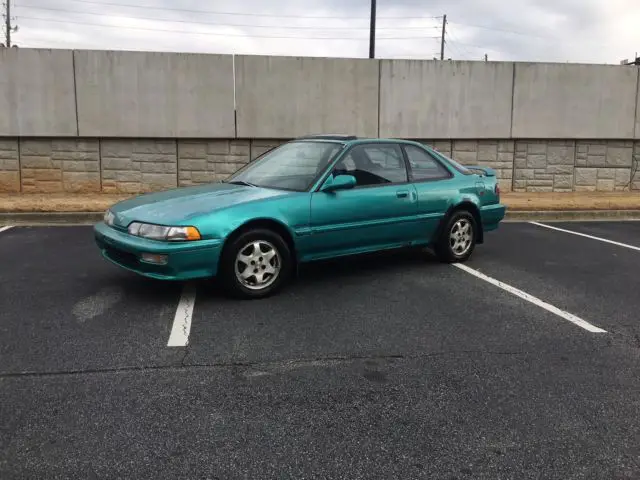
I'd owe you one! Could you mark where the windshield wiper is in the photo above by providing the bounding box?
[226,180,257,187]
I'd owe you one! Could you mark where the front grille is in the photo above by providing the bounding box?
[105,246,139,269]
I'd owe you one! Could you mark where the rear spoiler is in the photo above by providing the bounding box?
[467,166,496,177]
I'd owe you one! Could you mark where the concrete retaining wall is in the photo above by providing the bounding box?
[1,137,638,194]
[234,55,379,138]
[0,48,638,141]
[74,50,235,138]
[512,63,639,139]
[0,49,77,136]
[0,49,639,194]
[636,76,640,139]
[379,60,514,139]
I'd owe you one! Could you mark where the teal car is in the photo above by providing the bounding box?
[94,135,506,299]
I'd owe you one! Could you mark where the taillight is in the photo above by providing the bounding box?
[495,183,500,196]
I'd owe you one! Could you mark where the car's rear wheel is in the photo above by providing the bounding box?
[219,228,292,299]
[435,210,477,263]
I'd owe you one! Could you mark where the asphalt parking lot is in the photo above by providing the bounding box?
[1,221,639,479]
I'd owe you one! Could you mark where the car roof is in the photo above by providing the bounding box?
[295,134,359,141]
[293,135,425,147]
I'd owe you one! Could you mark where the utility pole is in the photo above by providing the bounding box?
[620,53,640,66]
[4,0,10,47]
[440,14,447,60]
[369,0,376,59]
[3,0,17,48]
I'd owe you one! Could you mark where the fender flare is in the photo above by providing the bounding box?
[433,201,484,245]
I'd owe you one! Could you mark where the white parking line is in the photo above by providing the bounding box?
[167,283,197,347]
[529,221,640,252]
[453,263,607,333]
[0,226,13,233]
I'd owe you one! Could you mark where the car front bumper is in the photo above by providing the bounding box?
[94,222,223,281]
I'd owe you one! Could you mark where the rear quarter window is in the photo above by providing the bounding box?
[431,150,474,175]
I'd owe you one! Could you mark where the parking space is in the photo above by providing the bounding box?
[0,226,185,373]
[186,248,606,367]
[1,221,640,478]
[463,222,640,346]
[536,220,640,248]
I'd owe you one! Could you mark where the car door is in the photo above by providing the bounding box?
[402,144,457,243]
[307,143,418,258]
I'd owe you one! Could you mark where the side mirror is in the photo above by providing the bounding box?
[321,174,356,192]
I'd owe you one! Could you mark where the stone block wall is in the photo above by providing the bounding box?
[418,140,453,157]
[0,137,639,194]
[20,139,100,193]
[249,139,288,160]
[418,140,514,192]
[634,142,640,191]
[0,140,19,192]
[178,140,250,187]
[513,140,575,192]
[101,140,177,193]
[512,140,638,192]
[573,141,635,192]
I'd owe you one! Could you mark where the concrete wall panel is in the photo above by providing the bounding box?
[379,60,514,139]
[235,55,379,138]
[74,50,235,138]
[0,49,77,136]
[635,73,640,139]
[512,63,638,139]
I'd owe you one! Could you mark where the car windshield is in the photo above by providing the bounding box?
[226,141,344,191]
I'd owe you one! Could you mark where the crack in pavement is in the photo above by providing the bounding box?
[0,350,527,379]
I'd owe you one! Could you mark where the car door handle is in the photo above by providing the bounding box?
[396,190,409,198]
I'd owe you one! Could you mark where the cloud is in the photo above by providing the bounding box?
[11,0,640,63]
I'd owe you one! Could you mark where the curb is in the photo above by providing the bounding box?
[2,210,640,226]
[0,212,103,225]
[504,209,640,221]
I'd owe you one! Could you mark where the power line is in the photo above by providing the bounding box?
[449,20,617,48]
[16,36,441,59]
[445,30,478,59]
[448,21,553,40]
[384,53,442,59]
[446,40,506,54]
[444,38,466,59]
[16,4,441,31]
[50,0,444,21]
[18,15,441,40]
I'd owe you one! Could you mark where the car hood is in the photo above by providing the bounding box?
[109,183,292,226]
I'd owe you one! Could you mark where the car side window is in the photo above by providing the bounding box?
[404,145,452,181]
[333,144,408,186]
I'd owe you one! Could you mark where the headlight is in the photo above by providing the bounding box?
[127,222,201,241]
[104,210,115,226]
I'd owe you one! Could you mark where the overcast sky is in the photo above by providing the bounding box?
[10,0,640,64]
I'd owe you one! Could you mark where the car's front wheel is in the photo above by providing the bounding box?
[219,228,292,299]
[435,210,477,263]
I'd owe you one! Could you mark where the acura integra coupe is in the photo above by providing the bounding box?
[95,135,506,299]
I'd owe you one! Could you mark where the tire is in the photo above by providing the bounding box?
[435,210,477,263]
[219,228,293,299]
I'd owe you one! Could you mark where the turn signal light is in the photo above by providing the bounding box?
[182,226,201,241]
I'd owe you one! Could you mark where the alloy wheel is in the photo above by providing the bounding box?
[449,219,473,256]
[234,240,281,290]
